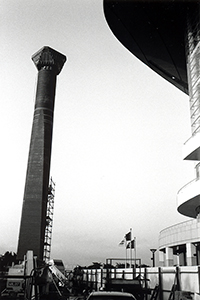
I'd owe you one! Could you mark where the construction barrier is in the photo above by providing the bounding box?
[82,266,200,300]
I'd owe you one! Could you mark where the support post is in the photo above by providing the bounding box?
[158,267,163,300]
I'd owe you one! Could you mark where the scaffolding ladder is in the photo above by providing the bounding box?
[43,177,55,262]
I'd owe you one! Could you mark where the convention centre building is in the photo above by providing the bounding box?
[104,0,200,266]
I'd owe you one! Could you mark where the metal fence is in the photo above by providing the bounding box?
[83,266,200,300]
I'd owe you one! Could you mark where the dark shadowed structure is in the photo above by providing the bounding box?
[103,0,198,94]
[17,47,66,262]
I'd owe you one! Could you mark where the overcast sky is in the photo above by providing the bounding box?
[0,0,194,268]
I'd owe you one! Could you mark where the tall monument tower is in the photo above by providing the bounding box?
[17,46,66,261]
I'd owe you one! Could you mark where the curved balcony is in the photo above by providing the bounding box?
[183,132,200,160]
[159,219,200,250]
[177,178,200,218]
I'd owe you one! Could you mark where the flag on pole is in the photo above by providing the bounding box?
[126,240,135,249]
[119,239,125,246]
[125,231,131,241]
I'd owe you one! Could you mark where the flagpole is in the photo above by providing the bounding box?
[130,228,132,268]
[124,231,131,268]
[125,239,127,268]
[134,237,136,268]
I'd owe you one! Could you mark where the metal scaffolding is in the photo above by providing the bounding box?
[43,177,55,262]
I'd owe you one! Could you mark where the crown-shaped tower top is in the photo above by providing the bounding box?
[32,46,66,75]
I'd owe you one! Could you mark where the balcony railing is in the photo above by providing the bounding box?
[177,177,197,196]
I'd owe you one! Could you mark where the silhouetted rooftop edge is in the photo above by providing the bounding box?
[103,0,199,94]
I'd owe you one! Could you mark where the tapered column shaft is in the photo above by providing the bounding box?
[17,47,66,261]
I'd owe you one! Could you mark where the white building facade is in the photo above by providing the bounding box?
[159,10,200,266]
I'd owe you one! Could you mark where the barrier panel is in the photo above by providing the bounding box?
[83,266,200,300]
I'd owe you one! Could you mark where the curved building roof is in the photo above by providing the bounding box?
[103,0,198,94]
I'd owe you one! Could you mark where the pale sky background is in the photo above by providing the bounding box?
[0,0,195,268]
